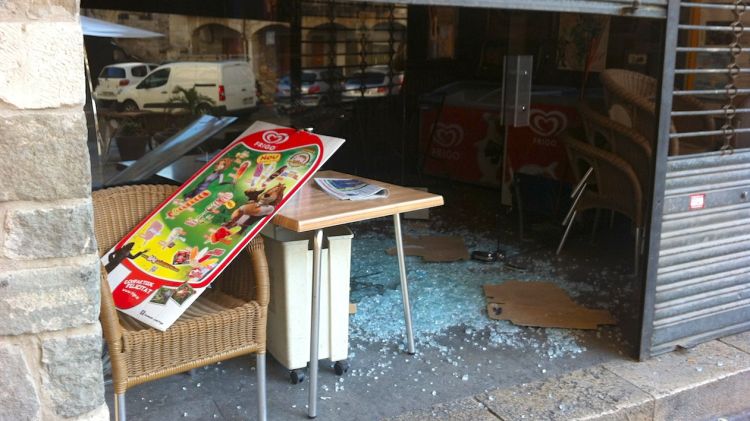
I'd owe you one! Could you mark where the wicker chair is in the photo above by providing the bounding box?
[578,102,653,198]
[600,68,719,155]
[557,134,644,272]
[92,184,268,421]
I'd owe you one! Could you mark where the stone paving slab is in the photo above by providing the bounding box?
[476,366,653,420]
[720,331,750,354]
[130,396,223,420]
[383,397,498,421]
[388,339,750,421]
[603,340,750,421]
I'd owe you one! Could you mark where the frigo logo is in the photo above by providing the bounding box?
[261,130,290,144]
[433,123,464,148]
[529,110,567,137]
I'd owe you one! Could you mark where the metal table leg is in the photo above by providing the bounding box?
[308,229,324,418]
[393,213,416,354]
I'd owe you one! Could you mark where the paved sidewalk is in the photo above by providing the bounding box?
[387,332,750,420]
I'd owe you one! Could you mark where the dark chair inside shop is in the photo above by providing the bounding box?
[600,68,720,155]
[578,102,653,198]
[556,134,644,272]
[92,184,269,421]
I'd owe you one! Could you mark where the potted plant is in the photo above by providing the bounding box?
[113,118,150,161]
[167,85,216,115]
[152,85,215,146]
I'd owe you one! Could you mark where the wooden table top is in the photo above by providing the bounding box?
[272,171,444,232]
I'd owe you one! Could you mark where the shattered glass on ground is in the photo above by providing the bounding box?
[347,212,633,361]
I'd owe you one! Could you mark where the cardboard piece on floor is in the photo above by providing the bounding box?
[483,280,616,330]
[349,303,357,314]
[386,235,470,262]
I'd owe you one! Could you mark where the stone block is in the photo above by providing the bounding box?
[0,0,77,20]
[0,22,85,109]
[478,366,653,420]
[385,397,498,421]
[3,200,95,259]
[0,262,100,335]
[604,340,750,420]
[0,343,41,421]
[42,328,105,418]
[0,112,90,202]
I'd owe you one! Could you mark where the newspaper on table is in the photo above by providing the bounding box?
[315,177,389,201]
[101,121,344,331]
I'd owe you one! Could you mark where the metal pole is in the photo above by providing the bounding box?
[556,210,577,255]
[393,213,416,354]
[257,353,267,421]
[116,393,126,421]
[308,229,324,418]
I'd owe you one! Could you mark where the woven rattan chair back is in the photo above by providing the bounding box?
[562,134,643,226]
[558,134,645,271]
[578,102,653,198]
[600,68,719,155]
[600,69,657,142]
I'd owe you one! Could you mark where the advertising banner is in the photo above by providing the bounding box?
[101,122,344,330]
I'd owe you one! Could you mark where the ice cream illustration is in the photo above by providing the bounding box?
[249,163,265,188]
[139,221,164,245]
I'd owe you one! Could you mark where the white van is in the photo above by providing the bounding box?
[115,61,257,114]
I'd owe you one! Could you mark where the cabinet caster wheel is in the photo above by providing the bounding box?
[290,369,305,384]
[334,360,349,376]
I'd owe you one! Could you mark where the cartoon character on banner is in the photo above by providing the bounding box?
[223,184,286,235]
[184,158,233,199]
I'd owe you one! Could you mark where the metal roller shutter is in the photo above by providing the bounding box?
[642,0,750,358]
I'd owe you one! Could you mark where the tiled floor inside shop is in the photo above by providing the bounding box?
[93,112,646,420]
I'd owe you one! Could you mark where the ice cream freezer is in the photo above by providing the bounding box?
[418,81,582,205]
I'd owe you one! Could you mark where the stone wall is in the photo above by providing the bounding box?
[0,1,107,420]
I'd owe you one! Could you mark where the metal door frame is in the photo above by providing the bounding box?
[639,0,678,360]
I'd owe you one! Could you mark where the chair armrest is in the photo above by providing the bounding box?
[99,265,129,393]
[99,266,123,344]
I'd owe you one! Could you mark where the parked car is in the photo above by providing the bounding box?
[275,68,344,109]
[340,66,404,101]
[115,61,257,114]
[93,62,159,106]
